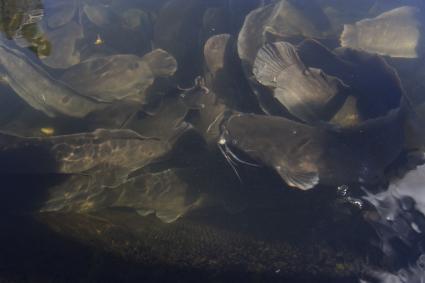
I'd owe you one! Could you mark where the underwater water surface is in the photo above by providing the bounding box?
[0,0,425,282]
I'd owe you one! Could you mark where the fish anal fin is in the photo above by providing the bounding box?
[275,165,319,191]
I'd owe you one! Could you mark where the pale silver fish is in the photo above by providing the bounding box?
[220,112,404,190]
[253,41,349,122]
[340,6,425,58]
[0,41,107,118]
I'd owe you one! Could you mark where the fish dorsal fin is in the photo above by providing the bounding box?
[275,165,319,191]
[253,41,304,88]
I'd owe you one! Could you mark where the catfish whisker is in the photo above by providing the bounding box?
[224,143,261,167]
[218,142,243,183]
[206,112,224,133]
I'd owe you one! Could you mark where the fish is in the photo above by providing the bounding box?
[237,0,332,74]
[297,39,404,119]
[204,34,232,76]
[219,112,404,190]
[125,94,190,140]
[0,127,187,186]
[120,9,151,31]
[61,49,177,104]
[44,0,77,29]
[253,41,349,122]
[0,41,107,118]
[40,21,84,69]
[83,2,115,28]
[41,168,204,223]
[340,6,425,58]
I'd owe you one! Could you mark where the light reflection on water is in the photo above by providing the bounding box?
[0,0,424,282]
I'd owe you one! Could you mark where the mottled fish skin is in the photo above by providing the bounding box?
[253,41,349,122]
[340,6,425,58]
[0,41,107,118]
[221,112,404,190]
[41,168,204,224]
[61,49,177,103]
[0,129,170,179]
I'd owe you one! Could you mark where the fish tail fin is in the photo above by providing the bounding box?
[143,49,177,77]
[253,41,303,88]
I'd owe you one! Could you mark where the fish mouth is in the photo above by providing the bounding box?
[217,113,261,183]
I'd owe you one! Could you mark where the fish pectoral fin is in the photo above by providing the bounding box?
[253,41,304,88]
[275,166,319,191]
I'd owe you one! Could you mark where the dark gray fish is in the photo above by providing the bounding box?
[0,41,107,118]
[220,113,404,190]
[341,6,425,58]
[61,49,177,103]
[0,128,183,186]
[253,41,349,122]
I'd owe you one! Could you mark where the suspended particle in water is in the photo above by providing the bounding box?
[94,34,104,45]
[40,127,55,136]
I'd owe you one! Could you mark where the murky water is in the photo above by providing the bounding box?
[0,0,425,282]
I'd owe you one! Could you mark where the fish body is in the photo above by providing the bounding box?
[61,49,177,103]
[0,41,106,118]
[341,6,425,58]
[0,129,171,184]
[41,21,84,69]
[253,41,349,122]
[221,113,404,190]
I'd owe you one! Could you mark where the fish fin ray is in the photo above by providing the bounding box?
[275,166,319,190]
[253,41,303,88]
